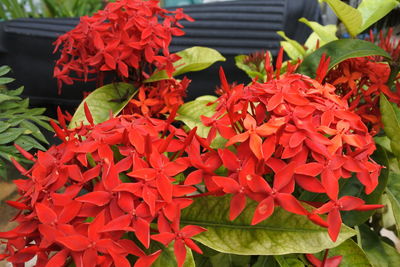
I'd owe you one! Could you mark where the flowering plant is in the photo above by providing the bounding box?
[1,0,400,266]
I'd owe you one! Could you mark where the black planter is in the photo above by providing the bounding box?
[0,0,321,110]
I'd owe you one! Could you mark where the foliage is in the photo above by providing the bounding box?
[0,65,50,180]
[0,0,108,20]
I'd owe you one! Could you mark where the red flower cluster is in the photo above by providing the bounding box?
[325,56,400,133]
[202,53,382,242]
[0,109,208,267]
[53,0,193,89]
[122,77,190,117]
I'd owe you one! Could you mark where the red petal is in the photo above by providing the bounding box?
[295,163,324,176]
[151,232,175,246]
[45,249,69,267]
[135,218,151,249]
[276,193,308,215]
[76,191,112,206]
[327,208,342,242]
[338,196,364,211]
[35,203,57,224]
[274,161,297,191]
[57,235,91,251]
[157,174,173,202]
[184,170,203,185]
[251,197,274,225]
[229,193,246,220]
[134,250,162,267]
[212,176,240,194]
[249,133,263,159]
[174,239,187,267]
[181,225,207,238]
[225,132,249,147]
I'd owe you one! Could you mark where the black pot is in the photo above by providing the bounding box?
[0,0,321,110]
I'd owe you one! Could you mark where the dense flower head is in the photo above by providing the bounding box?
[325,56,400,133]
[0,110,209,267]
[122,77,190,117]
[202,55,382,241]
[53,0,193,89]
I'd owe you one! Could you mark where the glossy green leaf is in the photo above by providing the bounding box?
[235,54,265,81]
[69,83,135,128]
[357,0,398,33]
[385,189,400,235]
[0,94,20,104]
[252,256,280,267]
[299,18,338,44]
[15,135,46,151]
[20,120,49,144]
[273,255,305,267]
[145,47,226,83]
[209,253,251,267]
[298,39,391,78]
[341,145,389,226]
[0,77,15,85]
[0,66,11,77]
[180,195,356,255]
[359,224,400,267]
[0,128,25,145]
[152,242,195,267]
[277,31,306,60]
[329,239,372,267]
[323,0,362,37]
[380,94,400,166]
[176,95,226,148]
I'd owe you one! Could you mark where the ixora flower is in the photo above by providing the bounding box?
[53,0,193,89]
[202,52,383,242]
[0,109,210,267]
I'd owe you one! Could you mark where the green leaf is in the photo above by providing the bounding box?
[152,242,195,267]
[273,255,305,267]
[323,0,362,37]
[329,239,372,267]
[176,95,217,138]
[145,47,226,83]
[359,224,400,267]
[0,122,11,134]
[0,66,11,76]
[0,94,20,104]
[15,135,46,151]
[311,239,371,267]
[0,128,25,145]
[235,54,265,81]
[69,83,135,128]
[357,0,398,33]
[176,95,226,149]
[180,195,356,255]
[252,256,280,267]
[385,189,400,235]
[277,31,306,60]
[298,39,391,78]
[341,145,389,226]
[380,94,400,167]
[209,253,251,267]
[299,18,338,44]
[20,120,49,144]
[0,77,15,85]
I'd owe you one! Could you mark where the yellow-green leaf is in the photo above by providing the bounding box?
[145,47,226,83]
[181,195,356,255]
[69,83,135,128]
[358,0,398,33]
[323,0,362,37]
[299,18,338,44]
